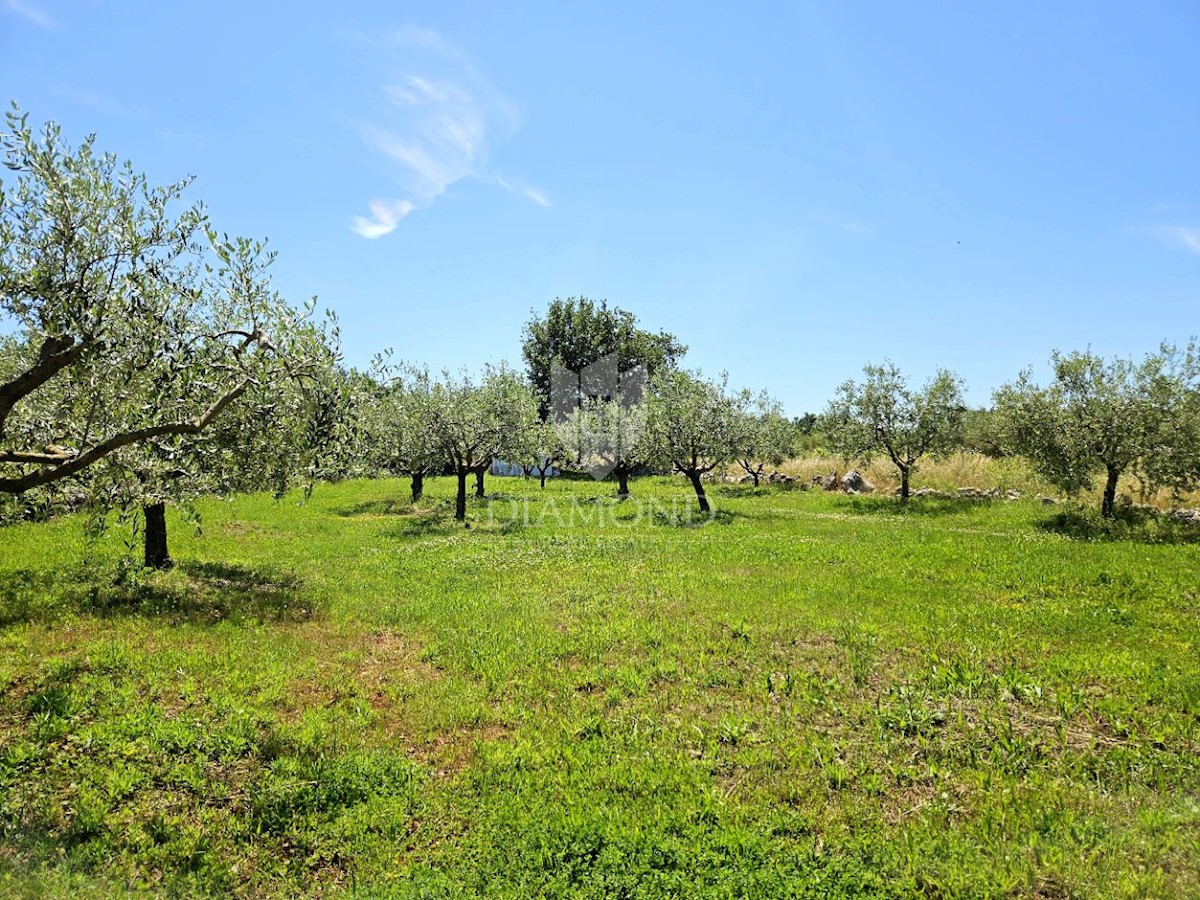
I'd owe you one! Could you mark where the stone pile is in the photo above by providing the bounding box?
[899,486,1023,501]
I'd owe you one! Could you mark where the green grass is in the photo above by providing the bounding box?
[1,476,1198,897]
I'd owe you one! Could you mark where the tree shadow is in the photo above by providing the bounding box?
[1038,508,1200,545]
[837,495,997,518]
[334,499,409,517]
[712,483,802,498]
[647,505,741,528]
[0,560,316,627]
[387,509,461,538]
[0,569,69,627]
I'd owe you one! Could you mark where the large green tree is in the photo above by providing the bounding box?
[521,297,685,418]
[994,345,1199,517]
[0,107,336,564]
[823,362,966,503]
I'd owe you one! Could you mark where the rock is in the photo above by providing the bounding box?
[955,486,1000,500]
[1037,495,1058,505]
[768,472,793,484]
[841,470,874,493]
[1005,489,1021,501]
[821,471,840,491]
[739,474,755,484]
[912,487,949,499]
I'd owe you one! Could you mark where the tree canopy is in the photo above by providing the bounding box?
[994,344,1200,517]
[823,362,965,502]
[556,396,649,496]
[644,369,741,513]
[732,390,795,486]
[0,107,328,505]
[361,359,446,501]
[521,297,685,418]
[428,364,540,520]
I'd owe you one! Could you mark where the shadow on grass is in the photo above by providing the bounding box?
[838,495,996,518]
[647,505,741,528]
[335,499,409,517]
[712,484,801,498]
[389,510,460,538]
[0,560,317,627]
[0,569,65,627]
[1038,508,1200,545]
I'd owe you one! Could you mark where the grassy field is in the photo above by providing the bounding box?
[1,473,1198,897]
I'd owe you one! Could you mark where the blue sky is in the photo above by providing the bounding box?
[3,1,1198,414]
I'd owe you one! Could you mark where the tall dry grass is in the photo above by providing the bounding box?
[750,452,1200,510]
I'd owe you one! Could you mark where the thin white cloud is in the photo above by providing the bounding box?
[496,175,551,208]
[4,0,53,27]
[809,213,871,235]
[521,184,551,208]
[351,28,545,238]
[1151,225,1200,255]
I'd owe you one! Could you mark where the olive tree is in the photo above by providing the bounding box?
[430,364,540,521]
[0,107,336,566]
[994,344,1199,517]
[733,390,795,486]
[1145,342,1200,496]
[823,362,965,503]
[556,397,648,497]
[364,359,445,502]
[105,307,342,568]
[644,369,741,513]
[510,418,562,489]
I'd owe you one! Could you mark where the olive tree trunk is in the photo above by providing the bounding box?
[899,467,911,504]
[455,469,468,521]
[410,471,424,502]
[616,467,630,498]
[474,466,486,498]
[687,470,711,514]
[1101,464,1120,518]
[143,502,172,570]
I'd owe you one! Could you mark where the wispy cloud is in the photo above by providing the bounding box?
[352,199,416,239]
[809,213,871,235]
[351,28,546,239]
[4,0,53,27]
[496,175,551,208]
[1150,225,1200,255]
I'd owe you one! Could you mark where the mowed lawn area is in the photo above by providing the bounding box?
[1,477,1197,898]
